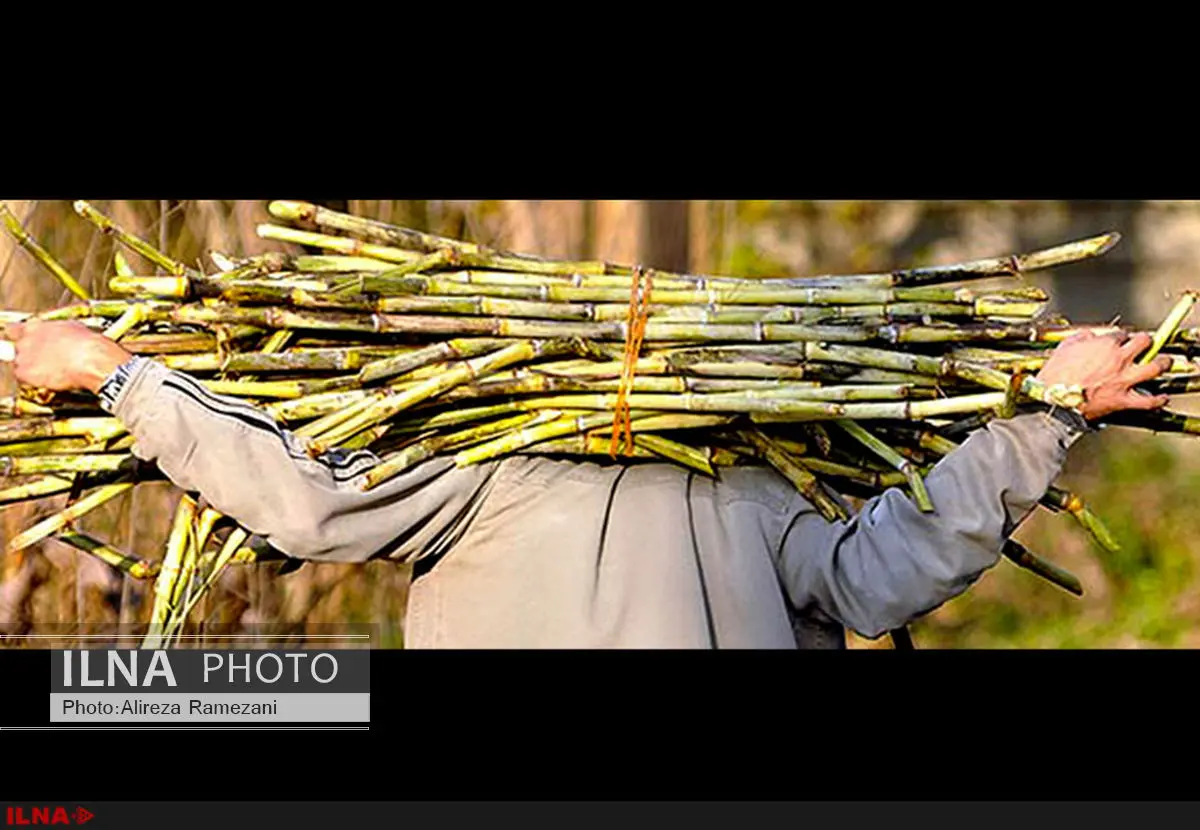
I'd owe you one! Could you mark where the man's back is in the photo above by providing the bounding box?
[405,456,810,648]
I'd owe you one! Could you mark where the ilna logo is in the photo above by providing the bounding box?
[4,807,94,825]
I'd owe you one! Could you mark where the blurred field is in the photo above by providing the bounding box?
[2,199,1198,649]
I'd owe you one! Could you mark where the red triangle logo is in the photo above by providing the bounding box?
[73,807,94,825]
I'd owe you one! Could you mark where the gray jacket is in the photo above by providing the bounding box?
[106,358,1081,649]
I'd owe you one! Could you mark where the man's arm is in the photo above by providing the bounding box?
[774,329,1173,638]
[5,320,498,565]
[776,412,1077,637]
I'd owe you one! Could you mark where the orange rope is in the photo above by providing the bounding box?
[610,266,653,457]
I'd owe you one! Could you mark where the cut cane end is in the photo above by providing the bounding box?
[1090,231,1122,258]
[269,201,317,224]
[300,438,326,458]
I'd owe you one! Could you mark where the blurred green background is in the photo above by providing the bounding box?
[2,199,1198,649]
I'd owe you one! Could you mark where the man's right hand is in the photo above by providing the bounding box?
[1035,330,1172,421]
[3,319,133,394]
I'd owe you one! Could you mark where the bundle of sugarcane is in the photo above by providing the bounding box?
[2,199,1198,648]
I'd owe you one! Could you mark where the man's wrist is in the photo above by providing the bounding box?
[96,355,148,413]
[1045,404,1094,437]
[78,341,136,394]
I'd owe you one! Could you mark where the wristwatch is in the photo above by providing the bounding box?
[1046,404,1093,436]
[96,356,147,413]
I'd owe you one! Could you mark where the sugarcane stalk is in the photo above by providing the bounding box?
[833,420,933,512]
[101,304,149,341]
[121,332,219,355]
[1099,409,1200,434]
[1144,373,1200,395]
[357,338,511,384]
[199,380,309,399]
[1139,291,1199,365]
[256,224,425,264]
[749,393,1009,423]
[339,423,391,451]
[0,203,90,300]
[0,475,75,506]
[361,411,554,490]
[449,410,729,467]
[56,532,159,580]
[309,340,569,453]
[293,255,403,272]
[0,417,125,444]
[794,456,908,488]
[888,232,1120,286]
[1040,486,1121,553]
[5,481,134,554]
[1001,538,1083,596]
[518,435,660,460]
[0,437,97,456]
[266,389,374,423]
[738,429,849,522]
[109,275,190,298]
[631,433,715,476]
[539,354,811,380]
[142,496,197,649]
[363,276,996,306]
[173,506,221,609]
[293,390,390,439]
[766,436,809,457]
[161,346,411,374]
[0,397,54,417]
[268,205,1114,287]
[453,410,605,465]
[34,300,171,321]
[433,374,876,404]
[113,250,135,278]
[269,201,500,258]
[286,290,1050,325]
[169,526,249,636]
[162,506,223,647]
[73,201,193,276]
[437,385,931,416]
[0,454,134,475]
[944,359,1086,409]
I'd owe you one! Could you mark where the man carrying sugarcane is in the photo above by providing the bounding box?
[2,319,1174,648]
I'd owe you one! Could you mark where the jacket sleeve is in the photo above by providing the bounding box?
[774,412,1082,638]
[107,357,499,565]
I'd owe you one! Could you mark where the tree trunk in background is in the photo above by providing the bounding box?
[592,201,643,265]
[587,201,693,272]
[641,200,690,272]
[688,201,727,275]
[498,202,587,260]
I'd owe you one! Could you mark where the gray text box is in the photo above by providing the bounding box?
[50,693,370,723]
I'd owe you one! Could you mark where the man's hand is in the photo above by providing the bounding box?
[3,319,132,394]
[1036,330,1172,420]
